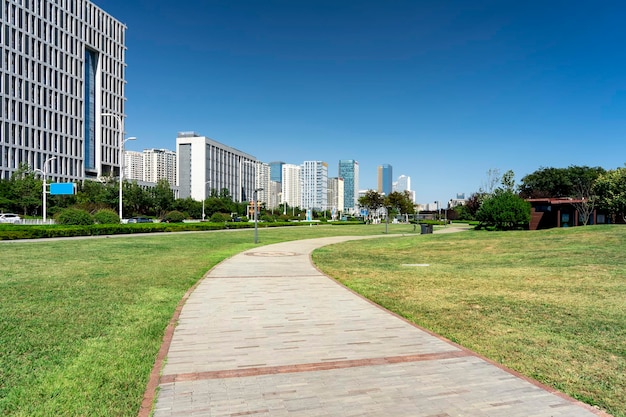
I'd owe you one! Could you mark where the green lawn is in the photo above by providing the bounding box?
[3,224,623,416]
[0,224,410,416]
[312,225,626,417]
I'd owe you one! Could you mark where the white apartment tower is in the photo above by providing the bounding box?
[124,150,143,181]
[143,148,176,185]
[327,177,344,217]
[281,163,301,209]
[253,161,271,208]
[176,132,256,202]
[1,1,127,181]
[301,161,328,211]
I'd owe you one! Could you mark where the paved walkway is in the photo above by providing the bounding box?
[142,231,609,417]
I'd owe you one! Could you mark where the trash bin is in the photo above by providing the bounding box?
[420,224,433,234]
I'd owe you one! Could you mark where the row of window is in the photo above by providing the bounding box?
[4,0,125,49]
[0,145,82,179]
[3,96,84,135]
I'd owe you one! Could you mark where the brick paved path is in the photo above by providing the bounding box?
[143,235,609,417]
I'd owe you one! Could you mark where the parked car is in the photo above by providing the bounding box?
[127,216,153,223]
[0,213,22,224]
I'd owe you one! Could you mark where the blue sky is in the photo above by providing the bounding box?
[94,0,626,204]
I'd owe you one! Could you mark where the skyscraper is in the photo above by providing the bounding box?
[378,164,393,195]
[338,160,359,212]
[1,1,126,182]
[301,161,328,211]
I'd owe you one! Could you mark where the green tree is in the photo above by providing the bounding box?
[385,191,415,219]
[152,179,175,217]
[476,190,531,230]
[10,164,42,216]
[358,190,384,222]
[519,166,605,199]
[593,167,626,222]
[125,181,151,216]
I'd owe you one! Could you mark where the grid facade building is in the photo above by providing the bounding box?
[124,150,143,181]
[176,132,256,202]
[253,161,271,208]
[301,160,327,211]
[1,0,126,181]
[143,148,176,185]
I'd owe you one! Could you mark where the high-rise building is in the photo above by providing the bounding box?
[1,1,126,182]
[378,164,393,195]
[327,177,344,218]
[253,161,271,208]
[281,164,301,209]
[176,132,256,202]
[124,151,144,182]
[301,161,328,211]
[393,174,415,203]
[338,160,359,212]
[143,148,176,185]
[269,161,284,183]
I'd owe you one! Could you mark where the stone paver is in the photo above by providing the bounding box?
[145,233,609,417]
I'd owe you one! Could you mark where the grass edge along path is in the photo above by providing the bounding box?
[0,224,412,416]
[312,225,626,417]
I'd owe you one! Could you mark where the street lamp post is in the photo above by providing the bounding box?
[34,156,57,223]
[254,188,264,244]
[102,113,135,222]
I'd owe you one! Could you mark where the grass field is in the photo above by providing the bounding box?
[312,225,626,417]
[0,223,411,416]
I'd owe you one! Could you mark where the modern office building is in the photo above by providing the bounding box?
[327,177,344,218]
[338,159,359,212]
[176,132,256,202]
[1,1,127,182]
[301,161,328,211]
[269,161,284,183]
[378,164,393,195]
[281,163,301,209]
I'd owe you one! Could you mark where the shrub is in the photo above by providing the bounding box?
[475,190,531,230]
[55,208,94,225]
[162,210,185,223]
[210,212,230,223]
[93,209,120,224]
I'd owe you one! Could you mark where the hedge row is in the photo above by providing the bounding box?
[0,221,306,240]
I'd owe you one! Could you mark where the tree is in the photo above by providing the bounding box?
[385,191,415,219]
[125,181,152,216]
[594,167,626,222]
[10,164,41,216]
[519,166,605,199]
[464,192,484,219]
[358,190,384,222]
[152,179,175,217]
[475,190,531,230]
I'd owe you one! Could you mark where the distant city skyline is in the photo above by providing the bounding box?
[5,0,621,205]
[96,0,626,205]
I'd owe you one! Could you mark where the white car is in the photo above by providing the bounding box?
[0,213,22,224]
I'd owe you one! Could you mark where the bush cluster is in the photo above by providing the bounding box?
[55,208,94,225]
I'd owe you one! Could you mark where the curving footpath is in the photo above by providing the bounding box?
[141,230,610,417]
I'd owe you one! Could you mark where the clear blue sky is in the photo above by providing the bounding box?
[94,0,626,204]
